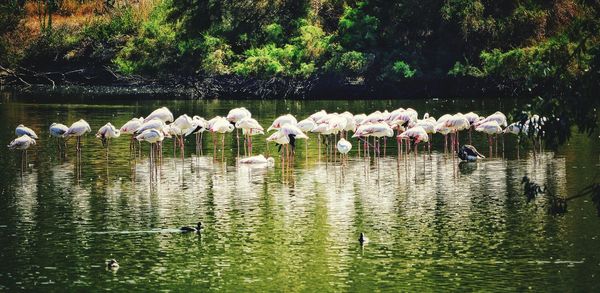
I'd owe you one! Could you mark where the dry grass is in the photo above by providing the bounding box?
[22,0,158,34]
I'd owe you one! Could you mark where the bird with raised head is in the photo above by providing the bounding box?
[180,222,203,233]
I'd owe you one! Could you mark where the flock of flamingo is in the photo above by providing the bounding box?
[7,106,546,172]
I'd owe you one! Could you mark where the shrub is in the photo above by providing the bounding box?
[325,50,374,75]
[200,34,234,75]
[391,60,416,78]
[113,0,178,75]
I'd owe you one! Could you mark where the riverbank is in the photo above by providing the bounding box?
[1,66,507,100]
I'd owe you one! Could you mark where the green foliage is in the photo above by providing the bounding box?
[114,0,178,75]
[22,26,81,68]
[200,34,234,75]
[264,23,284,45]
[82,7,139,43]
[233,44,295,77]
[391,60,416,79]
[325,51,374,75]
[0,0,24,65]
[337,1,378,51]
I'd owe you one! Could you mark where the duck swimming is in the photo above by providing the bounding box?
[180,222,203,233]
[359,232,369,245]
[458,145,485,162]
[106,259,119,269]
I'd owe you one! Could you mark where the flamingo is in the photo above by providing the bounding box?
[144,107,174,123]
[239,154,275,166]
[297,118,316,157]
[49,123,69,154]
[186,116,208,154]
[416,116,436,154]
[336,137,352,165]
[475,120,502,157]
[227,107,252,155]
[464,112,481,144]
[434,122,452,154]
[352,122,393,157]
[16,124,38,139]
[504,122,528,158]
[135,129,165,179]
[267,125,308,163]
[64,119,91,152]
[235,117,263,155]
[445,113,470,153]
[398,126,429,154]
[120,117,144,153]
[309,110,327,122]
[210,118,234,161]
[96,122,120,160]
[172,114,194,157]
[268,114,297,131]
[8,135,36,170]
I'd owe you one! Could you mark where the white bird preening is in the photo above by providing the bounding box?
[227,107,252,156]
[336,137,352,165]
[398,126,429,158]
[210,117,234,161]
[16,124,38,139]
[120,117,143,154]
[8,134,36,171]
[239,154,275,166]
[135,128,165,180]
[172,114,194,158]
[96,122,121,160]
[475,120,502,157]
[186,115,208,154]
[49,122,69,154]
[267,124,308,165]
[297,118,316,159]
[144,107,174,123]
[64,119,91,153]
[235,117,263,156]
[267,114,297,132]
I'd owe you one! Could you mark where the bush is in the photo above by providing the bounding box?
[113,0,178,75]
[391,60,416,78]
[22,27,81,68]
[200,35,234,75]
[337,1,379,51]
[233,44,297,77]
[264,23,284,45]
[325,50,374,75]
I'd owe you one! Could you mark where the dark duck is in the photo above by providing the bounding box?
[180,222,203,233]
[458,145,485,162]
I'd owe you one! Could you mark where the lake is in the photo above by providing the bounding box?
[0,90,599,291]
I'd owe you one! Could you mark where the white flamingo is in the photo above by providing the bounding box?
[144,107,174,123]
[476,120,503,157]
[227,107,252,155]
[8,135,36,170]
[16,124,38,139]
[96,122,120,160]
[120,117,144,153]
[49,123,69,154]
[336,137,352,165]
[236,117,263,155]
[64,119,91,152]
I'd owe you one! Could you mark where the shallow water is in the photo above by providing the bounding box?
[0,92,599,291]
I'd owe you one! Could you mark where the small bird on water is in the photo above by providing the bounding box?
[180,222,203,233]
[359,232,369,245]
[106,259,119,269]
